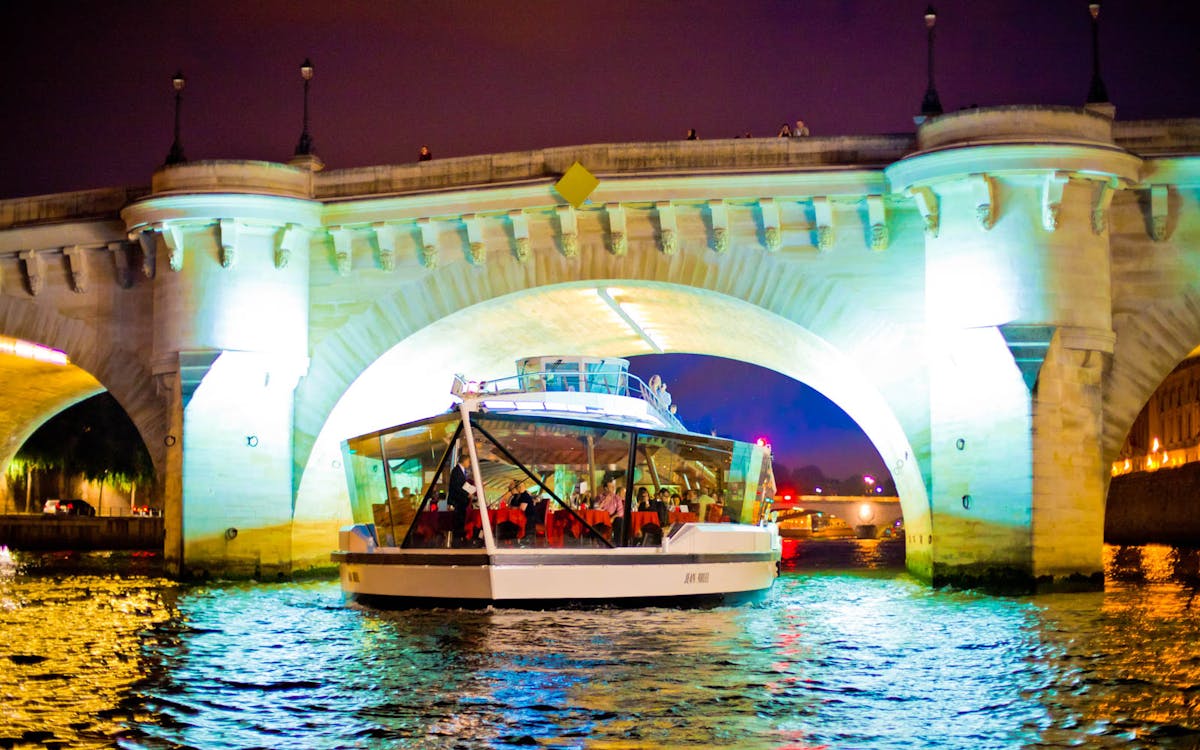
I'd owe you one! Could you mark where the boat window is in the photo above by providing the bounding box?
[632,433,734,524]
[726,440,773,524]
[585,360,626,395]
[473,416,632,547]
[342,415,460,547]
[544,359,581,392]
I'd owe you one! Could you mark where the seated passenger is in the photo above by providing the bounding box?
[651,488,670,526]
[595,478,625,541]
[635,487,650,512]
[506,479,537,537]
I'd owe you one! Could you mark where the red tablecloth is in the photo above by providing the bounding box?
[629,510,699,536]
[629,511,660,538]
[466,506,527,539]
[412,509,455,539]
[670,511,699,525]
[550,508,612,539]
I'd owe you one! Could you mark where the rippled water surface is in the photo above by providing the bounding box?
[2,544,1200,749]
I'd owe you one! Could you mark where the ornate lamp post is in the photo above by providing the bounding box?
[294,58,316,156]
[919,5,943,119]
[1085,2,1109,104]
[164,70,187,166]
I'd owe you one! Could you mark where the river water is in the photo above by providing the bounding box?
[1,542,1199,749]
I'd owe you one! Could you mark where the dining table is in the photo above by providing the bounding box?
[549,508,612,540]
[466,505,527,539]
[628,510,699,537]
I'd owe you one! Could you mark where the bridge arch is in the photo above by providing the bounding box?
[291,279,932,576]
[0,296,166,494]
[1104,287,1200,464]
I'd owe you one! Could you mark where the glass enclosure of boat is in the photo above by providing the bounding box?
[341,412,775,550]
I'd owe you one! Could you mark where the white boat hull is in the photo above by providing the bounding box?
[334,523,781,607]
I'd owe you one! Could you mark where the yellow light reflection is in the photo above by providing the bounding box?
[0,336,68,365]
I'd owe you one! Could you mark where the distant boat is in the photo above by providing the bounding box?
[775,509,856,540]
[332,355,782,607]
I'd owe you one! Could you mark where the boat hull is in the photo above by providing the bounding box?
[334,524,780,608]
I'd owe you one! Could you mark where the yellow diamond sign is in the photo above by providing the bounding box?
[554,161,599,208]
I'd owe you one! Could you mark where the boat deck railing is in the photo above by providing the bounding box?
[454,369,686,431]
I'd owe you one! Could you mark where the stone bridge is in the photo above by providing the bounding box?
[0,106,1197,590]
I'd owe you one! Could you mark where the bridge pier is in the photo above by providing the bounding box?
[123,163,319,578]
[892,108,1135,592]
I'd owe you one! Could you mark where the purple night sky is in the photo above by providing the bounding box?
[2,1,1198,481]
[3,1,1197,198]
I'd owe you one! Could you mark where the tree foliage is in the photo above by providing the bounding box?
[13,392,154,489]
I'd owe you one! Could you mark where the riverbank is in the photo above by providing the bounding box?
[0,513,163,551]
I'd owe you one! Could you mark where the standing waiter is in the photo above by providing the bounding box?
[448,451,475,544]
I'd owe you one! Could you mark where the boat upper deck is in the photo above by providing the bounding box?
[453,355,686,432]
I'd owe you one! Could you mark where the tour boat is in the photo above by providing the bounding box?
[332,355,781,607]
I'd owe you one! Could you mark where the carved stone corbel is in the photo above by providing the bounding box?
[418,218,439,269]
[218,219,239,268]
[331,227,354,276]
[160,222,186,271]
[706,199,729,253]
[1150,185,1170,241]
[64,245,89,293]
[759,198,781,251]
[605,203,627,256]
[130,231,157,278]
[908,185,940,238]
[371,223,398,271]
[277,224,309,270]
[973,174,996,230]
[1091,177,1118,235]
[463,214,486,264]
[556,206,580,257]
[812,197,834,251]
[1041,172,1068,232]
[373,223,397,271]
[656,202,677,255]
[19,250,43,296]
[865,195,888,251]
[507,211,531,262]
[108,241,134,289]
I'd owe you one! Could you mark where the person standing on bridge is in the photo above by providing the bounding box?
[792,119,810,137]
[418,145,433,161]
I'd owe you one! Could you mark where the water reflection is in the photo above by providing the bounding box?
[0,546,1197,748]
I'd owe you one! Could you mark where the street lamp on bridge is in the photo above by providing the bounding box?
[918,5,943,122]
[164,70,187,166]
[1085,2,1109,105]
[294,58,316,157]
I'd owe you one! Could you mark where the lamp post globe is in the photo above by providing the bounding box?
[164,70,187,166]
[295,58,316,156]
[920,5,943,118]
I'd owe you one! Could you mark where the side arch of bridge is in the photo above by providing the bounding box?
[0,295,167,500]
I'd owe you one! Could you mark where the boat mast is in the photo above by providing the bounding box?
[459,401,497,553]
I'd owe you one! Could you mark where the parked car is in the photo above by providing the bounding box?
[58,499,96,516]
